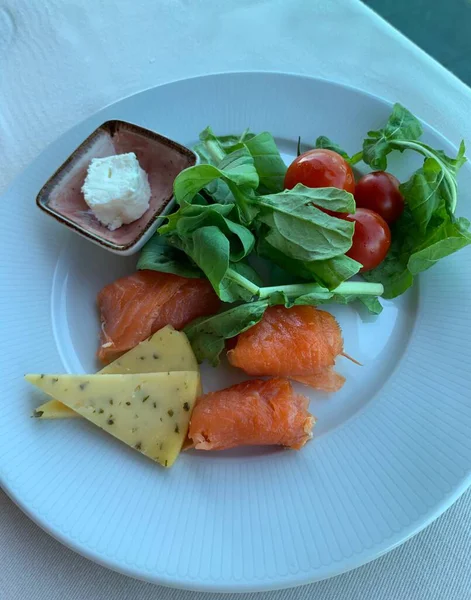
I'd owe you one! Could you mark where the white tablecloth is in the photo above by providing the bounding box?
[1,1,470,598]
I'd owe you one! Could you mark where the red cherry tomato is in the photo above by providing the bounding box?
[355,171,404,223]
[346,208,391,272]
[285,149,355,194]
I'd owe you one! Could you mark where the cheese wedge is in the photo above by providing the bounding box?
[35,325,199,419]
[26,372,199,467]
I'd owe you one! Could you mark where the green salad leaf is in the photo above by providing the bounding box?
[174,227,232,299]
[399,157,444,234]
[159,203,255,262]
[408,217,471,274]
[196,127,286,194]
[137,234,201,278]
[257,236,361,290]
[357,296,384,315]
[293,292,383,314]
[363,208,471,298]
[194,128,251,204]
[174,146,259,205]
[363,103,423,169]
[168,229,254,303]
[236,132,287,193]
[363,105,465,229]
[253,186,355,262]
[184,301,269,365]
[196,126,255,160]
[361,103,470,297]
[167,230,256,304]
[315,136,363,165]
[160,202,233,236]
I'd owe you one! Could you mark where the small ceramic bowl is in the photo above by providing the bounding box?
[36,120,197,255]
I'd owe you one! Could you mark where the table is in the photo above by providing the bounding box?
[1,1,470,598]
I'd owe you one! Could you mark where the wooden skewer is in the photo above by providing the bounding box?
[341,352,362,366]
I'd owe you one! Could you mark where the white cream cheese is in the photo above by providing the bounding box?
[82,152,151,230]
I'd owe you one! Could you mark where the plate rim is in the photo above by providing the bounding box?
[1,70,470,592]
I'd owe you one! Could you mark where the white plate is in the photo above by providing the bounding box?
[1,73,470,592]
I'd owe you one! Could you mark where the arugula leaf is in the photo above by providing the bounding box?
[276,184,356,213]
[363,207,471,298]
[160,201,259,303]
[363,103,423,170]
[408,216,471,274]
[252,186,355,261]
[226,182,260,225]
[195,127,286,199]
[360,103,469,297]
[233,132,287,193]
[170,227,253,303]
[204,179,234,205]
[193,127,223,165]
[362,208,417,298]
[363,105,466,219]
[173,146,259,205]
[258,236,361,290]
[315,136,363,165]
[192,134,235,204]
[160,202,233,236]
[197,126,255,156]
[174,227,230,296]
[315,136,350,159]
[433,140,467,174]
[399,157,444,233]
[196,127,286,194]
[293,291,383,314]
[358,296,383,315]
[137,234,201,278]
[362,260,413,300]
[305,255,362,289]
[160,203,255,263]
[221,218,256,261]
[184,301,269,365]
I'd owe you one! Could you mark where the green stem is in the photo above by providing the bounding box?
[392,140,458,212]
[226,181,257,224]
[225,268,261,296]
[206,139,226,165]
[238,128,250,143]
[226,267,384,301]
[259,281,384,300]
[349,151,364,166]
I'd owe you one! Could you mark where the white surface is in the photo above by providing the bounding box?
[1,0,470,599]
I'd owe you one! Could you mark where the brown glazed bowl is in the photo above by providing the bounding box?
[36,120,197,255]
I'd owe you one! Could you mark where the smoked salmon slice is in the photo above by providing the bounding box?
[188,378,315,450]
[97,270,221,363]
[227,305,346,392]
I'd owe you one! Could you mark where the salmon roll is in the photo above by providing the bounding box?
[227,305,345,392]
[188,378,315,451]
[97,270,220,363]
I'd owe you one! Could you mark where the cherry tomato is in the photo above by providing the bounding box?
[355,171,404,223]
[346,208,391,272]
[285,149,355,194]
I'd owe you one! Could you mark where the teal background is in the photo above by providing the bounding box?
[365,0,471,84]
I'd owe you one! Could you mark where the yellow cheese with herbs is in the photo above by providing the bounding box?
[26,372,199,467]
[34,325,199,419]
